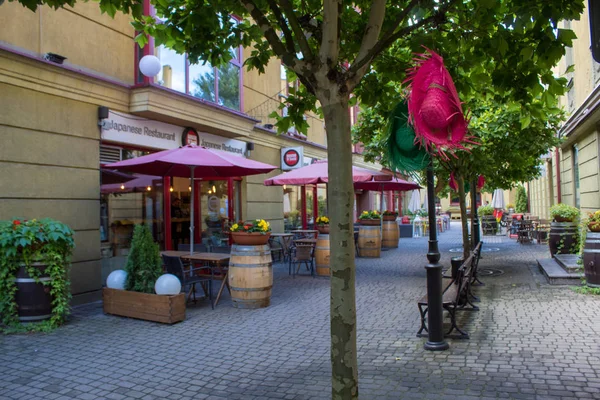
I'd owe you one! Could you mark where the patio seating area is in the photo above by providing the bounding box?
[2,222,600,400]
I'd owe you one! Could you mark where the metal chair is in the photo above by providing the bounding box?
[210,245,231,254]
[161,254,213,308]
[178,243,209,252]
[269,237,284,262]
[289,243,315,277]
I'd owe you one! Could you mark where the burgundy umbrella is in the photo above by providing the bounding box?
[264,160,391,186]
[105,144,277,253]
[101,174,162,194]
[100,168,137,185]
[354,177,421,212]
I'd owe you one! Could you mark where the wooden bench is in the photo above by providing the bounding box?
[417,244,482,339]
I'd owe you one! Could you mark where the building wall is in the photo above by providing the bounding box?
[0,82,102,304]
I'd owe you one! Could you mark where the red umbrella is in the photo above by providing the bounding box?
[354,177,421,213]
[105,144,277,253]
[353,177,421,192]
[101,174,162,194]
[264,160,391,186]
[100,168,137,185]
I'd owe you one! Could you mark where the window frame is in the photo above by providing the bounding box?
[134,2,244,111]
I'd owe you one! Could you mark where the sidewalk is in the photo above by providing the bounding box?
[1,222,599,400]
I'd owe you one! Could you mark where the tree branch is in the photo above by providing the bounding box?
[239,0,290,60]
[350,0,387,84]
[279,0,315,62]
[319,0,340,70]
[265,0,296,55]
[347,0,460,86]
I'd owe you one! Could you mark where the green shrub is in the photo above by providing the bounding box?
[477,205,494,216]
[515,185,527,213]
[549,203,580,222]
[125,225,162,294]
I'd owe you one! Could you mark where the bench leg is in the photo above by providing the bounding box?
[445,305,469,338]
[416,304,429,337]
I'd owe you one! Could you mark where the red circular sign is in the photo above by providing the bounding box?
[182,127,199,146]
[284,149,300,167]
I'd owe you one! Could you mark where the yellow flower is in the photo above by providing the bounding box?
[230,224,239,231]
[362,211,368,215]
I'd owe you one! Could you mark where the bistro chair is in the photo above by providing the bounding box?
[535,219,551,244]
[178,243,209,252]
[517,220,534,244]
[289,243,315,278]
[269,237,284,262]
[161,254,213,309]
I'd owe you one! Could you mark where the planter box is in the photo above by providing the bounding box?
[102,288,185,324]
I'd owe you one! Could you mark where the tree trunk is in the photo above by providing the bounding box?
[457,175,470,260]
[322,97,359,400]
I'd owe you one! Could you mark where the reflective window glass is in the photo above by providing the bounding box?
[189,62,216,102]
[154,45,186,93]
[217,63,240,110]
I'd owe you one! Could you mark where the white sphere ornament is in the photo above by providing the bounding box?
[155,274,182,295]
[106,269,127,290]
[139,55,161,77]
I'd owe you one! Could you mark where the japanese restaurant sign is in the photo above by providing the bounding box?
[101,110,247,157]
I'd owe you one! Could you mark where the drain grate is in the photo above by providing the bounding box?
[449,247,500,253]
[478,268,504,277]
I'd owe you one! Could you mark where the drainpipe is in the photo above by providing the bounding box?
[555,148,562,203]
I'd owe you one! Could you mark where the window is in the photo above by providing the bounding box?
[573,145,580,207]
[140,15,242,111]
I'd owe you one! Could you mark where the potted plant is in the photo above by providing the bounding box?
[550,203,580,223]
[478,205,497,235]
[548,203,580,256]
[103,224,186,324]
[382,210,398,221]
[315,216,330,234]
[230,219,272,245]
[507,203,515,213]
[587,210,600,232]
[0,218,75,332]
[358,210,381,226]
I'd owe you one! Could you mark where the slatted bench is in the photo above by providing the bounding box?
[417,246,481,339]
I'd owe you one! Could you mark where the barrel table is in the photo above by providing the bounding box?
[583,232,600,287]
[358,225,381,258]
[315,234,331,276]
[549,221,579,256]
[15,262,53,322]
[382,220,399,248]
[229,244,273,309]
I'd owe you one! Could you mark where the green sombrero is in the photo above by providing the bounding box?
[385,101,429,173]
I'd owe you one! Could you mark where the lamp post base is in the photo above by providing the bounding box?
[424,340,450,351]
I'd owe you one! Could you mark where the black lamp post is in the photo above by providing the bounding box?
[471,179,480,249]
[424,157,449,351]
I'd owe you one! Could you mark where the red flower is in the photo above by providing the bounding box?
[13,220,21,226]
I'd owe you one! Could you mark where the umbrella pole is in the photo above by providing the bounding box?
[190,166,195,255]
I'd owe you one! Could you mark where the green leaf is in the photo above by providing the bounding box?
[520,114,531,129]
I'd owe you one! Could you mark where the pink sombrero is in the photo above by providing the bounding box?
[406,48,469,154]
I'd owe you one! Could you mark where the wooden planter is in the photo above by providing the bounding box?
[383,215,397,221]
[359,219,381,226]
[548,221,579,256]
[102,288,185,324]
[316,225,330,234]
[583,232,600,287]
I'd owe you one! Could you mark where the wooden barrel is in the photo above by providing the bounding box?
[583,232,600,287]
[14,262,53,322]
[382,221,399,248]
[358,225,381,258]
[549,222,579,256]
[228,244,273,309]
[315,234,330,276]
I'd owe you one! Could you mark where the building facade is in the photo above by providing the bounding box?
[0,1,391,304]
[528,3,600,219]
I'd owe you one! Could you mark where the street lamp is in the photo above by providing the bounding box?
[424,156,449,351]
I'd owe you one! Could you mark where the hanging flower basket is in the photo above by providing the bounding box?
[231,232,271,245]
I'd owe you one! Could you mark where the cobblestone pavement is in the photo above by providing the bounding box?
[2,223,600,400]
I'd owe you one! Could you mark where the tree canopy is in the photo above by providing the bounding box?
[12,1,586,399]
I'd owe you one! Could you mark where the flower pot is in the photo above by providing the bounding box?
[14,262,53,322]
[583,232,600,287]
[588,222,600,233]
[549,221,579,256]
[317,225,330,234]
[359,219,381,226]
[553,216,574,223]
[383,215,397,221]
[231,232,271,245]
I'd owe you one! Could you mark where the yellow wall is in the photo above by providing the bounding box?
[0,2,135,83]
[0,82,102,304]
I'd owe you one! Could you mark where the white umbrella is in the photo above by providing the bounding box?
[283,193,291,213]
[408,190,421,213]
[422,191,428,210]
[491,189,505,209]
